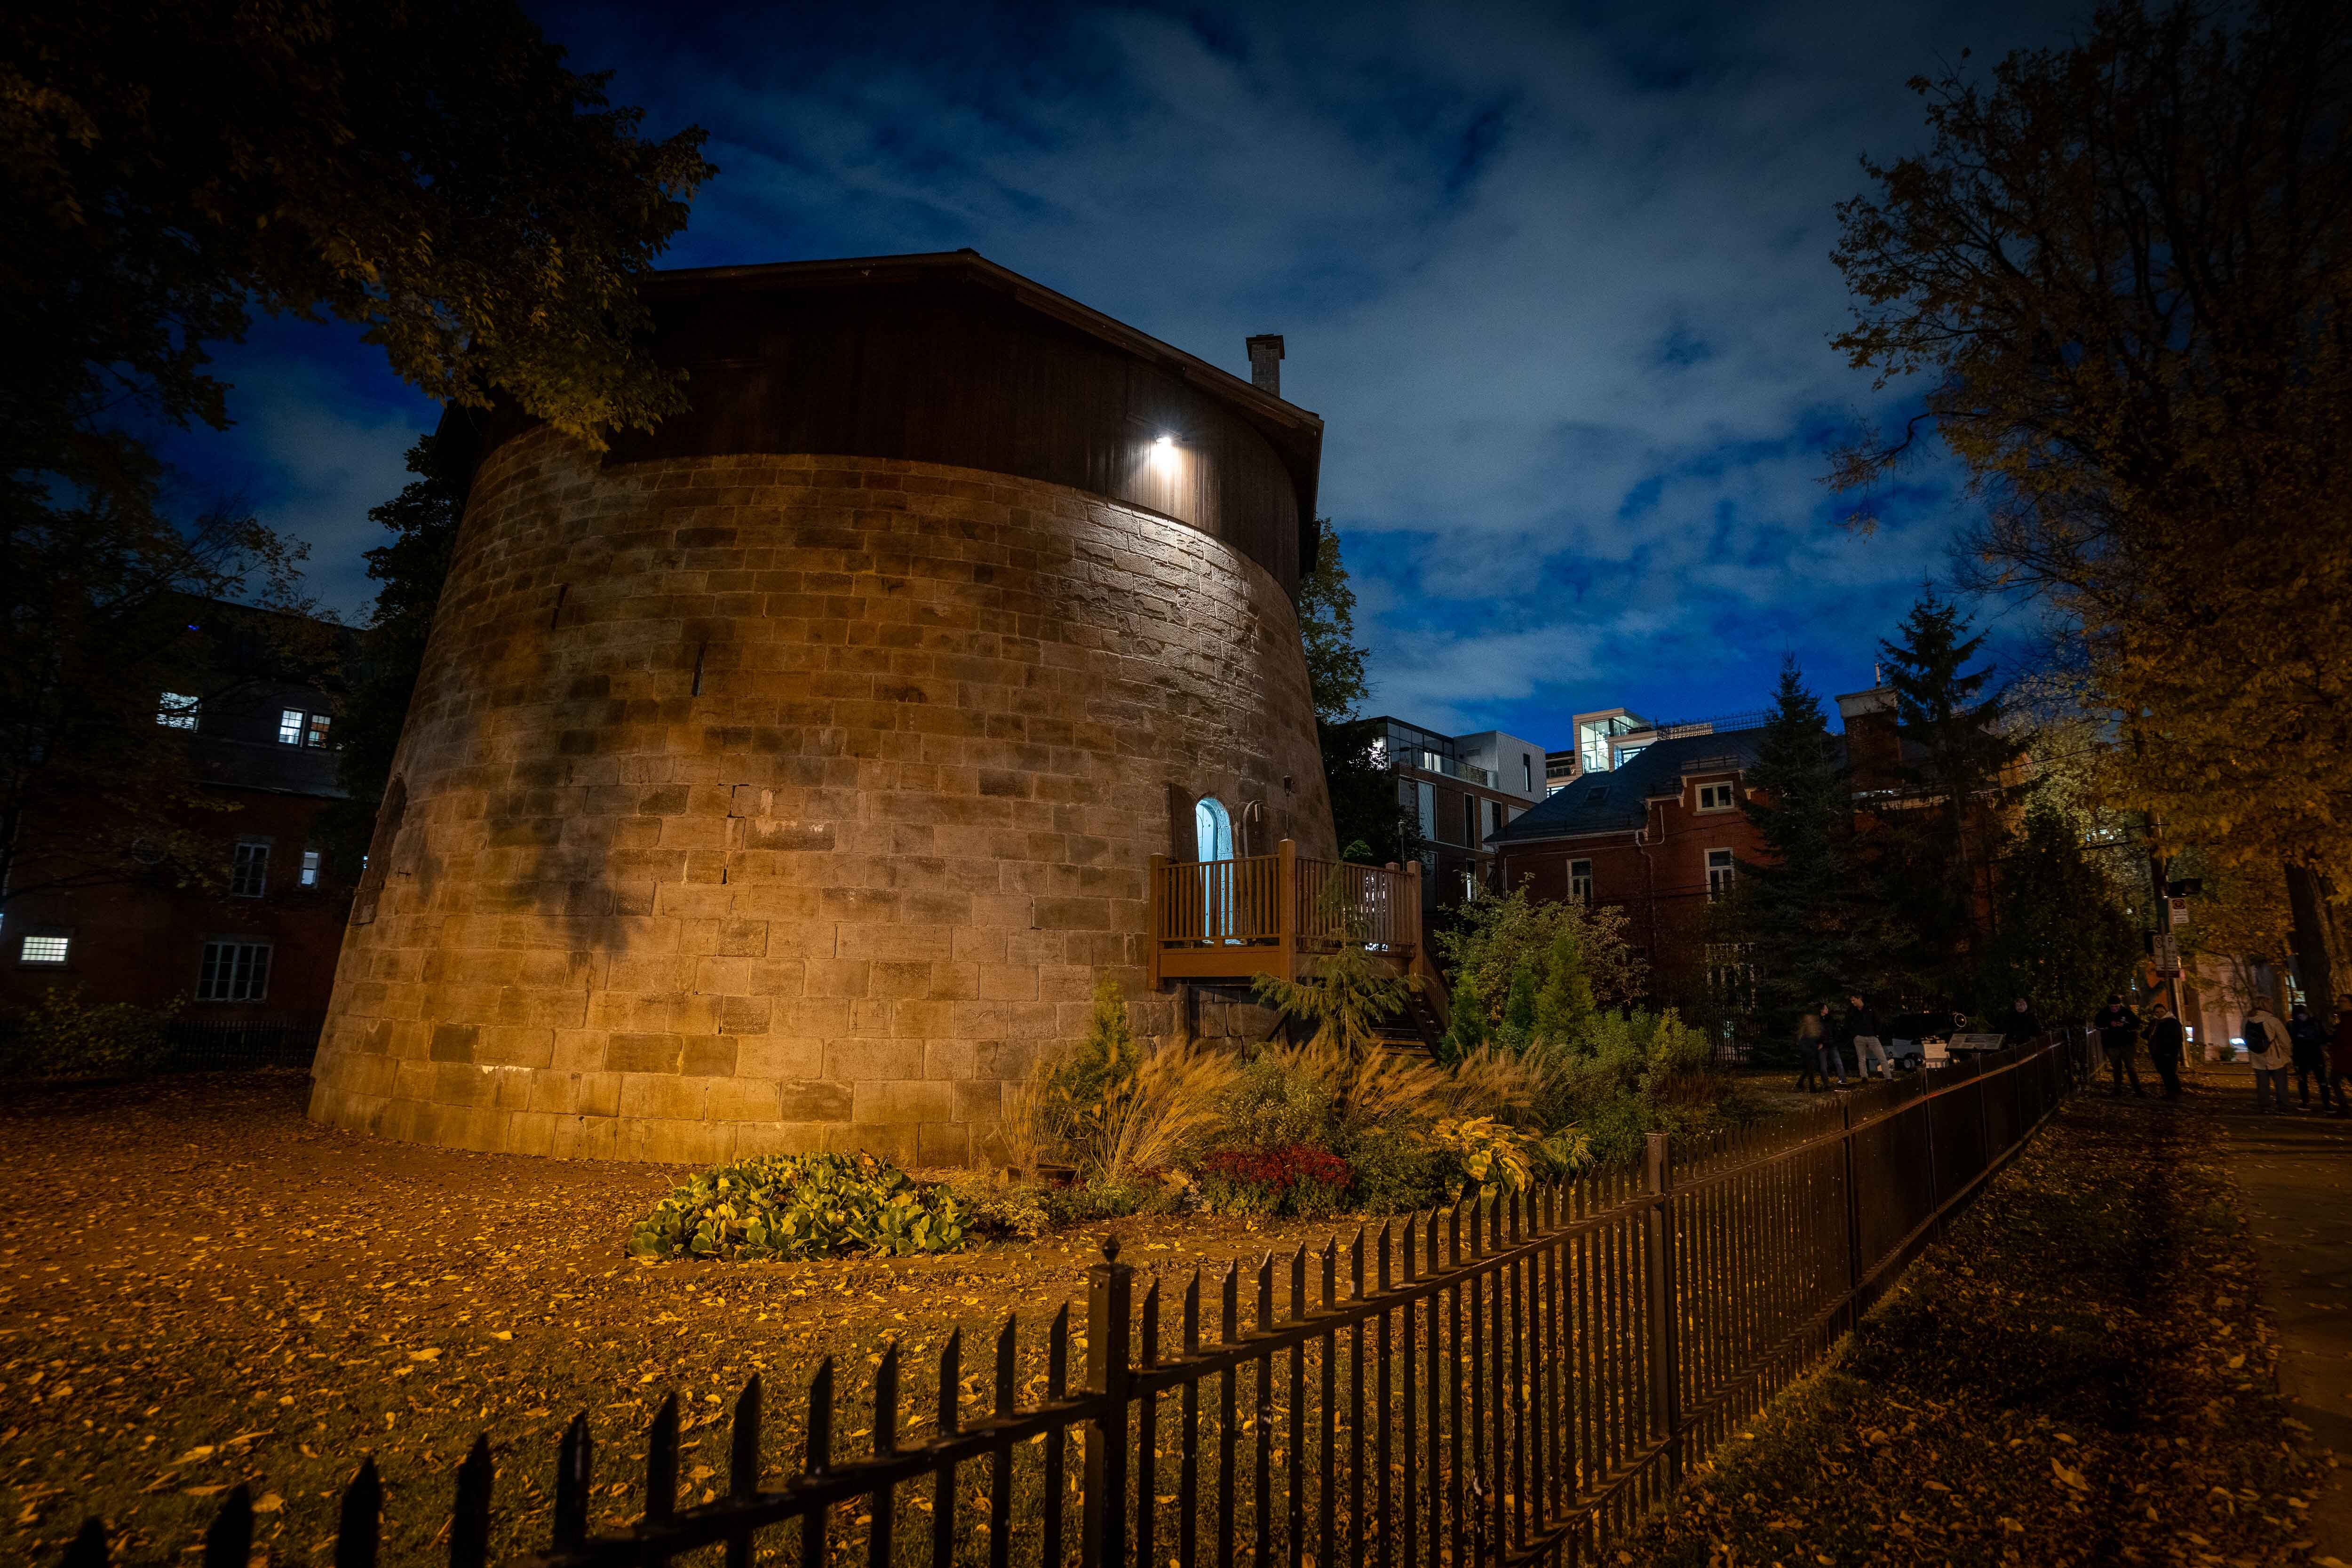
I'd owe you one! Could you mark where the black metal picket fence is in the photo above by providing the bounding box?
[164,1011,323,1072]
[61,1035,2084,1568]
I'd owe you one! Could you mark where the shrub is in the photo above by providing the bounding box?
[1429,1115,1537,1194]
[628,1153,965,1260]
[0,987,180,1078]
[935,1170,1052,1240]
[1347,1127,1461,1213]
[1197,1145,1353,1218]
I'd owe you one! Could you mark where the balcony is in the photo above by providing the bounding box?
[1145,840,1448,1007]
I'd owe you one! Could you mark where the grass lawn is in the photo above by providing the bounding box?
[0,1074,1358,1565]
[1621,1088,2326,1568]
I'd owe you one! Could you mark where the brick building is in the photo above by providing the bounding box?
[1490,722,1766,1002]
[2,603,353,1029]
[308,250,1334,1167]
[1349,717,1546,915]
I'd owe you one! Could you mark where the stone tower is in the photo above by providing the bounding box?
[307,251,1334,1165]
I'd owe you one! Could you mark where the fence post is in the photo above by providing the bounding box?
[1276,837,1299,982]
[1840,1094,1863,1332]
[1643,1132,1682,1486]
[1082,1235,1134,1568]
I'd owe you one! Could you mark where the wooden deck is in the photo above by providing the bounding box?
[1144,841,1449,1023]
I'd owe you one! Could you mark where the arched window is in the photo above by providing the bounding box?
[1194,796,1234,861]
[1194,796,1235,941]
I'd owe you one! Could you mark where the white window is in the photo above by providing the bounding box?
[1696,782,1735,812]
[1522,754,1534,794]
[1569,859,1594,904]
[19,934,69,965]
[231,840,270,898]
[299,848,323,888]
[1706,848,1737,899]
[278,708,306,745]
[198,939,271,1003]
[1461,869,1478,902]
[158,692,200,730]
[305,712,332,748]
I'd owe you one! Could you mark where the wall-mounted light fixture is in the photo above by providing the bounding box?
[1150,433,1180,476]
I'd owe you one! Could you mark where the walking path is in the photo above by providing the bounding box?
[2196,1063,2352,1563]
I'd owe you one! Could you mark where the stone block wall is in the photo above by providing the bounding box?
[308,431,1332,1164]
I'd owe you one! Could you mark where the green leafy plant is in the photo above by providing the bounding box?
[628,1153,965,1261]
[1430,1115,1538,1194]
[0,987,181,1078]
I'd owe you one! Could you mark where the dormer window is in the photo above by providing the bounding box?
[1696,782,1736,812]
[278,708,333,747]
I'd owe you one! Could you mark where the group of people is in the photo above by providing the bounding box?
[1791,995,1900,1091]
[2094,992,2352,1113]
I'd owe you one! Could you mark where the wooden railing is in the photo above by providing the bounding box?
[1147,840,1426,988]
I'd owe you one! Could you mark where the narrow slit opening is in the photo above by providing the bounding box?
[550,583,569,630]
[692,642,708,697]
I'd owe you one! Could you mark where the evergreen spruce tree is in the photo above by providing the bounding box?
[1530,926,1596,1047]
[1723,658,1891,1046]
[1874,589,2028,1001]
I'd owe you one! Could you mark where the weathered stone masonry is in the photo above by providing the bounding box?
[307,430,1333,1164]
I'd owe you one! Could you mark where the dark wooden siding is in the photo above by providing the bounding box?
[602,272,1308,593]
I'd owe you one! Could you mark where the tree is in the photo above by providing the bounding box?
[1718,658,1895,1042]
[1979,803,2142,1025]
[315,434,469,870]
[1830,0,2351,1013]
[3,0,711,903]
[1295,528,1409,862]
[1436,885,1648,1051]
[1870,589,2027,999]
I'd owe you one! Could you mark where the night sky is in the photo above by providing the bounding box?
[148,0,2073,748]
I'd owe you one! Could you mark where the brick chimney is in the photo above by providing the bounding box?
[1245,334,1285,398]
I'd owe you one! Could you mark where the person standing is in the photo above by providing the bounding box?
[1847,994,1892,1081]
[2095,993,2146,1098]
[2145,1002,2185,1102]
[1797,1006,1835,1090]
[2004,996,2043,1049]
[2330,1003,2352,1118]
[2244,1004,2292,1114]
[2288,1003,2333,1111]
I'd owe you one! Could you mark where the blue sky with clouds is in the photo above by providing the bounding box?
[152,0,2073,748]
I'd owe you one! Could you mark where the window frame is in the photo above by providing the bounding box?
[17,933,71,966]
[1705,846,1737,899]
[1695,781,1736,813]
[157,692,201,730]
[197,937,273,1003]
[1568,858,1594,904]
[299,847,323,888]
[304,711,333,748]
[278,708,306,745]
[230,839,272,899]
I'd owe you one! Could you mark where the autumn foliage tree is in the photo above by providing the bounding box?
[1831,0,2352,1012]
[1,0,712,905]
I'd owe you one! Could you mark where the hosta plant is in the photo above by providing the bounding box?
[628,1152,966,1261]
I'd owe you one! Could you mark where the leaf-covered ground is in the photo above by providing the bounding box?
[0,1073,1353,1565]
[1623,1091,2329,1568]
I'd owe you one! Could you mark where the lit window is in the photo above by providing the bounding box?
[1569,859,1594,904]
[1706,848,1737,899]
[300,848,323,888]
[231,841,270,898]
[19,935,69,965]
[278,708,305,745]
[1696,782,1735,812]
[305,712,332,748]
[198,939,271,1003]
[158,692,200,730]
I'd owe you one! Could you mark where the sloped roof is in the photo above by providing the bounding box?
[1487,727,1768,844]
